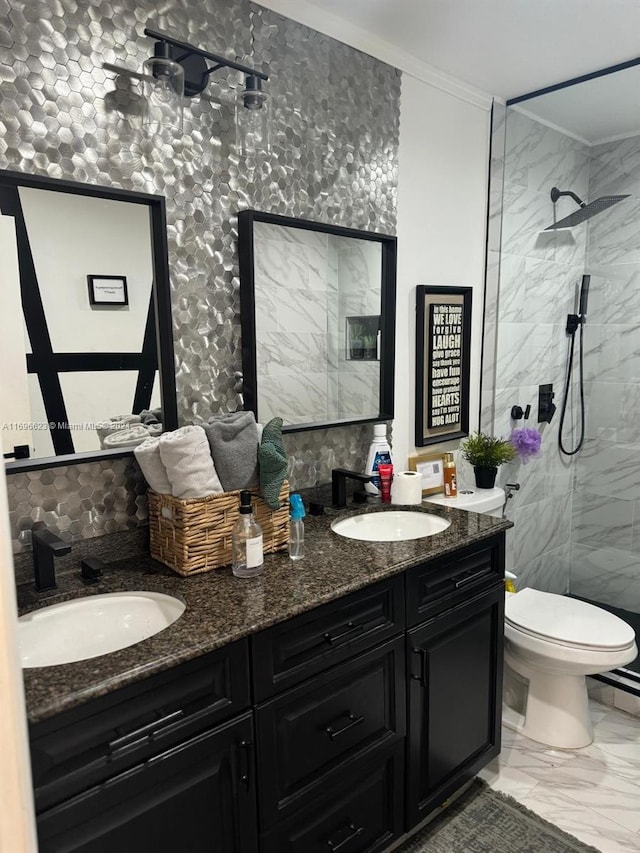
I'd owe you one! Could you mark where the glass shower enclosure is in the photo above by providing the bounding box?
[485,59,640,690]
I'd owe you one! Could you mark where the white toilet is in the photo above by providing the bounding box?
[425,486,638,749]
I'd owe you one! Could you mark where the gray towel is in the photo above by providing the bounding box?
[134,436,172,494]
[159,425,223,499]
[203,412,260,491]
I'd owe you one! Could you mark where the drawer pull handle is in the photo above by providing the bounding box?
[108,709,185,754]
[454,569,490,589]
[327,822,364,851]
[325,712,365,740]
[323,622,364,646]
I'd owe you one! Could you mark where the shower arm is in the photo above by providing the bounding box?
[550,187,586,209]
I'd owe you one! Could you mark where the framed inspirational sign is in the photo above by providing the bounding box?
[415,285,471,446]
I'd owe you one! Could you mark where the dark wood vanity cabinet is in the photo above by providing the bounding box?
[29,534,505,853]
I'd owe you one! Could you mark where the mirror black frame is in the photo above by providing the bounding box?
[1,169,177,472]
[238,210,396,433]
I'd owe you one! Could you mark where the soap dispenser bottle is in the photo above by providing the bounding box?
[289,493,305,561]
[365,423,393,495]
[232,490,264,578]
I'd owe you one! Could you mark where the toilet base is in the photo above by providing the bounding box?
[503,657,593,749]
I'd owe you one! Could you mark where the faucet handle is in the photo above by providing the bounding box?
[81,557,104,584]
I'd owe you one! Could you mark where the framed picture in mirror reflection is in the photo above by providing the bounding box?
[87,275,129,307]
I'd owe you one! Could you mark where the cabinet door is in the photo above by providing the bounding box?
[406,582,504,829]
[36,712,258,853]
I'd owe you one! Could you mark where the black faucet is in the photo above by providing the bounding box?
[32,529,71,591]
[331,468,373,508]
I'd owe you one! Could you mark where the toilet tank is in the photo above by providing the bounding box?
[424,486,504,517]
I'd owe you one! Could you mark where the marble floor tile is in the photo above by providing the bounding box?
[482,699,640,853]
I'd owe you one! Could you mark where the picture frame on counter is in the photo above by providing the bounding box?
[408,451,446,496]
[415,284,471,446]
[87,275,129,307]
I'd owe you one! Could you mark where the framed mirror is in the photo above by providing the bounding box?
[238,210,396,432]
[0,170,177,471]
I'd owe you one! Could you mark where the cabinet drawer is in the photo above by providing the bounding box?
[261,743,404,853]
[406,534,504,627]
[30,639,250,812]
[36,712,258,853]
[257,636,405,827]
[252,575,404,701]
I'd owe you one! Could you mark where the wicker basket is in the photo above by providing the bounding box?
[148,482,290,576]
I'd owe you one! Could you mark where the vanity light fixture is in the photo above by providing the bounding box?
[104,26,271,153]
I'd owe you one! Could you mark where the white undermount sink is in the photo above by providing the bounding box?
[331,511,451,542]
[17,591,185,669]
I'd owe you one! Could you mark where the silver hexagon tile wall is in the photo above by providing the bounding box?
[2,0,400,553]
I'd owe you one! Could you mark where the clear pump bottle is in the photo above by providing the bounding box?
[289,493,305,561]
[232,490,264,578]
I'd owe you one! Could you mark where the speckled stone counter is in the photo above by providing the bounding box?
[18,501,512,723]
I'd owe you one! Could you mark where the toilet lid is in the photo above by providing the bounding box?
[505,588,636,651]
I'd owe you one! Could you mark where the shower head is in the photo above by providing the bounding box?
[544,186,630,230]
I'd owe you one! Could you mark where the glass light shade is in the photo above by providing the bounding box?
[236,76,271,155]
[142,57,184,136]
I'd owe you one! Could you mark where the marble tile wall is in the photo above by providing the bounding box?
[253,227,382,425]
[1,0,400,554]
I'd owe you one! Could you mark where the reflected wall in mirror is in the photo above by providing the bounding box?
[238,211,396,432]
[0,171,177,470]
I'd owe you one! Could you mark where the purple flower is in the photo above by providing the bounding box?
[510,427,542,463]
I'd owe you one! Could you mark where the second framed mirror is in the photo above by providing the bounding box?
[238,210,396,432]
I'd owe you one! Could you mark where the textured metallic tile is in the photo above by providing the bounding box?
[2,0,400,553]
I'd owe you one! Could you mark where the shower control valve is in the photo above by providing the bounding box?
[566,313,582,335]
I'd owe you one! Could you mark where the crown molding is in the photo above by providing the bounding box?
[252,0,494,111]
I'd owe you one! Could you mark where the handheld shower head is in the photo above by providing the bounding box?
[545,186,629,230]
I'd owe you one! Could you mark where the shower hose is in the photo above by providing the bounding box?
[558,319,585,456]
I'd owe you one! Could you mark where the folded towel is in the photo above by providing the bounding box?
[146,423,163,437]
[97,414,143,446]
[258,417,288,509]
[159,425,223,499]
[203,411,260,491]
[134,436,172,494]
[102,425,151,449]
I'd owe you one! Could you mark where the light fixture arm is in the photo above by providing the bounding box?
[143,26,269,94]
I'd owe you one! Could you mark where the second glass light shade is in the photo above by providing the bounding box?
[236,75,271,155]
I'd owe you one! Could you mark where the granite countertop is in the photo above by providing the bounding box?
[18,500,512,723]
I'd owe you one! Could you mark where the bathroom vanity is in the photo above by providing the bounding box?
[20,504,510,852]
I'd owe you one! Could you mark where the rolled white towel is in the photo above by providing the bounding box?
[97,414,143,447]
[102,425,151,449]
[134,436,172,494]
[159,425,223,499]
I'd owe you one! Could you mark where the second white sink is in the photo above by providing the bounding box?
[18,591,185,668]
[331,511,450,542]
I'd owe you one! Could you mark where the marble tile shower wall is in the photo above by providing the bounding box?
[570,134,640,611]
[493,109,589,590]
[1,0,400,554]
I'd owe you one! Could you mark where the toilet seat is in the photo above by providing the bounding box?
[505,588,636,652]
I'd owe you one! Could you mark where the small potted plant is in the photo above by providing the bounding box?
[460,432,516,489]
